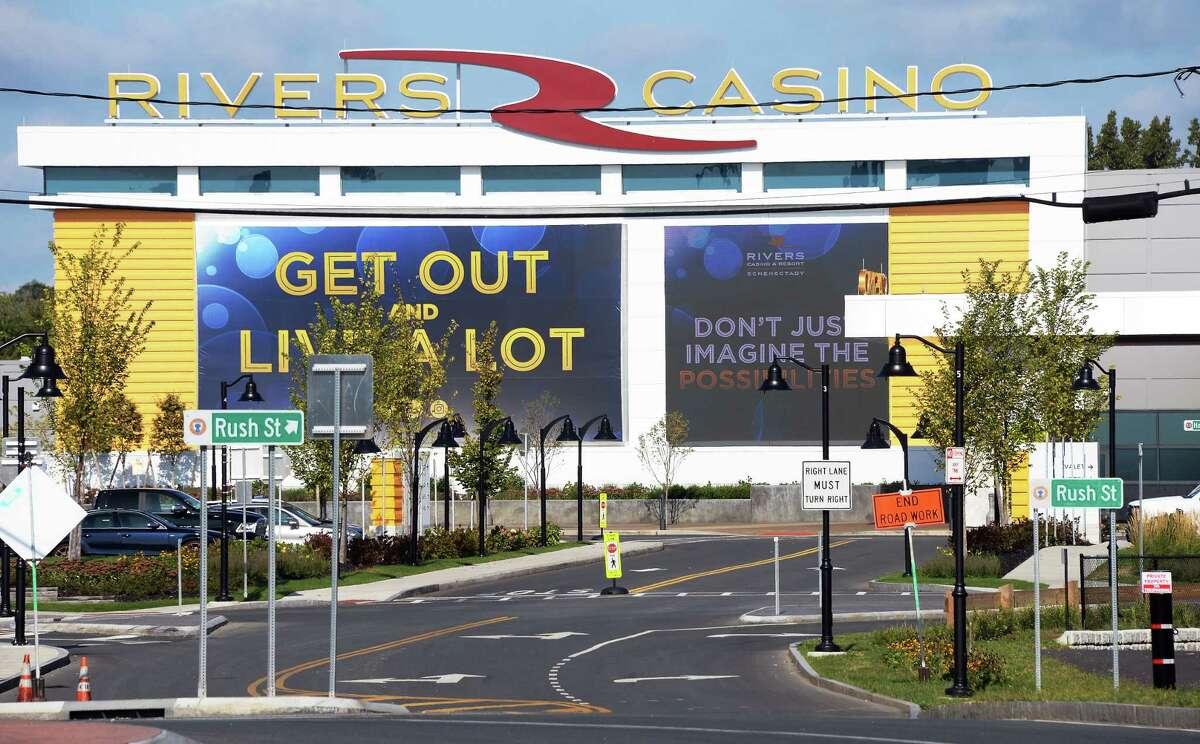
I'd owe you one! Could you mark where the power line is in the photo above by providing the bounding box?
[0,64,1196,117]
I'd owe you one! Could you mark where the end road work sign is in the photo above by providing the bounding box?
[802,461,852,510]
[184,410,305,446]
[873,488,945,529]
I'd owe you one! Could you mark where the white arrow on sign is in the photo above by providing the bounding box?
[461,632,588,640]
[344,674,485,685]
[613,675,739,683]
[706,633,817,639]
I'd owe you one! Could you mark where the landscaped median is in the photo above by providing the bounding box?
[795,606,1200,722]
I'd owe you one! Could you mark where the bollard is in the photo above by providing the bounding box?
[773,537,781,617]
[1144,571,1175,689]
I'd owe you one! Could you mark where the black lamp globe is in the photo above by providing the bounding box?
[238,377,265,403]
[353,437,381,455]
[878,338,917,378]
[1072,362,1100,391]
[449,415,467,438]
[758,361,791,392]
[431,421,458,449]
[497,418,522,446]
[556,416,580,443]
[593,415,618,441]
[21,339,66,381]
[35,377,63,398]
[861,420,890,450]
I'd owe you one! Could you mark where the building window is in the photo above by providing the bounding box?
[764,161,883,190]
[43,166,176,195]
[200,167,319,194]
[342,166,460,194]
[623,163,741,192]
[481,165,600,194]
[906,157,1029,188]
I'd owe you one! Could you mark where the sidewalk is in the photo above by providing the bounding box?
[1003,541,1125,588]
[0,645,70,694]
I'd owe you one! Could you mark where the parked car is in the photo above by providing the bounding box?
[237,501,363,544]
[77,509,211,556]
[95,488,264,538]
[1127,482,1200,520]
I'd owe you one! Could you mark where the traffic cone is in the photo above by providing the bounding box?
[15,654,34,703]
[75,656,91,701]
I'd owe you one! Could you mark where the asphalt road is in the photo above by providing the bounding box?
[3,534,1187,742]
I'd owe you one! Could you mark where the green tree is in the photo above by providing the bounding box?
[1091,111,1122,170]
[48,223,154,558]
[637,410,693,530]
[149,393,188,486]
[449,322,521,508]
[914,260,1038,523]
[107,394,143,486]
[1117,116,1143,169]
[0,281,51,356]
[1187,117,1200,167]
[1140,115,1182,168]
[517,390,565,494]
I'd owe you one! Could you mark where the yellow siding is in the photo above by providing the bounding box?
[887,202,1030,510]
[53,210,197,444]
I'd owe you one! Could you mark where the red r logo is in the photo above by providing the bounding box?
[339,49,756,152]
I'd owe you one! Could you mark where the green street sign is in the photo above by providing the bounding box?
[1050,478,1123,509]
[183,410,304,446]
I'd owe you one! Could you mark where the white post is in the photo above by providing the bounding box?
[773,537,780,616]
[522,433,529,531]
[329,371,342,698]
[1110,508,1119,689]
[267,445,277,697]
[177,538,183,615]
[242,449,248,598]
[1033,510,1041,690]
[1137,443,1144,577]
[198,446,208,699]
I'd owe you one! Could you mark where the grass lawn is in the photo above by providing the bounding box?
[801,628,1200,709]
[36,541,586,612]
[875,573,1042,591]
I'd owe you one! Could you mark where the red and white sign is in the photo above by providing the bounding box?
[945,447,966,485]
[1141,571,1172,594]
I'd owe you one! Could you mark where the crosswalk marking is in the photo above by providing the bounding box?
[380,589,942,605]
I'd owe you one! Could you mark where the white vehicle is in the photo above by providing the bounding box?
[210,501,362,544]
[1127,482,1200,519]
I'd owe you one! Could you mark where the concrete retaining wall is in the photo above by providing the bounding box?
[750,484,877,525]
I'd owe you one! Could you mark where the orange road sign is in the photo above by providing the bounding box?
[873,488,945,530]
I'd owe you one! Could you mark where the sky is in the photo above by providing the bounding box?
[1,0,1198,290]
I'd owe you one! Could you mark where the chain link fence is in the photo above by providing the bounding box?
[1078,553,1200,629]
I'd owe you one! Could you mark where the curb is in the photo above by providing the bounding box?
[867,580,999,594]
[0,696,409,720]
[39,615,227,639]
[0,646,71,694]
[787,643,919,718]
[923,700,1200,729]
[742,608,945,624]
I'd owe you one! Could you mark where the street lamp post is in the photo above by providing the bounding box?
[408,418,459,565]
[877,334,971,697]
[476,416,522,556]
[759,357,839,652]
[437,416,466,529]
[574,415,617,542]
[861,418,916,578]
[216,375,263,602]
[539,416,580,547]
[0,334,65,646]
[2,374,12,619]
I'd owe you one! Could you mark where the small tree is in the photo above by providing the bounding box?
[106,394,143,486]
[150,393,188,486]
[449,322,521,509]
[518,391,565,495]
[637,411,693,530]
[49,223,154,558]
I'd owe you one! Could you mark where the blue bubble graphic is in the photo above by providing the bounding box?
[703,238,742,280]
[202,302,229,330]
[473,225,546,255]
[675,268,687,279]
[235,234,279,279]
[686,227,711,249]
[205,265,217,276]
[297,226,325,235]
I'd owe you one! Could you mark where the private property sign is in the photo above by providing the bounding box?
[1049,478,1123,509]
[1141,571,1172,594]
[802,461,852,510]
[184,410,305,446]
[873,488,945,529]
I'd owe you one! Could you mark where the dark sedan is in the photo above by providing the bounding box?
[79,509,208,556]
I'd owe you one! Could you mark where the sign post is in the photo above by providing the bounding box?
[600,531,627,595]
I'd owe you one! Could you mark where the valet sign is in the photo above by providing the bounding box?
[802,461,852,510]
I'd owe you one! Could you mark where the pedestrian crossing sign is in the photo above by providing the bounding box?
[603,530,622,579]
[599,492,608,529]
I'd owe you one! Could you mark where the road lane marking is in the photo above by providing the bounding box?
[462,631,587,640]
[246,616,514,697]
[706,633,817,638]
[344,674,485,684]
[630,540,853,593]
[629,568,666,572]
[613,675,739,683]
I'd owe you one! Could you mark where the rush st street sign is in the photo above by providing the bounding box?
[1049,478,1123,509]
[184,410,305,446]
[873,488,945,530]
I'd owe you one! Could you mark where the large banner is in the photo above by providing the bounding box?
[196,224,623,436]
[665,223,888,445]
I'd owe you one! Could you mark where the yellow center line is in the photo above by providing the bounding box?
[631,540,854,593]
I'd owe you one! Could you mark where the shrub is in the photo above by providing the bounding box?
[877,624,1007,688]
[1129,512,1200,557]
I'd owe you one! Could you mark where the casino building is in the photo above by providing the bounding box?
[15,85,1200,525]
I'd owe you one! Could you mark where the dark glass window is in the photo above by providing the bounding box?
[482,165,600,193]
[623,163,741,192]
[200,167,318,194]
[342,166,460,194]
[907,157,1029,187]
[764,161,883,190]
[44,167,176,195]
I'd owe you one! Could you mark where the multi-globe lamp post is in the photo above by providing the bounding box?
[574,415,617,541]
[876,333,972,697]
[759,356,839,652]
[407,417,462,565]
[435,415,467,529]
[476,416,523,556]
[538,416,579,547]
[216,374,263,601]
[860,417,918,578]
